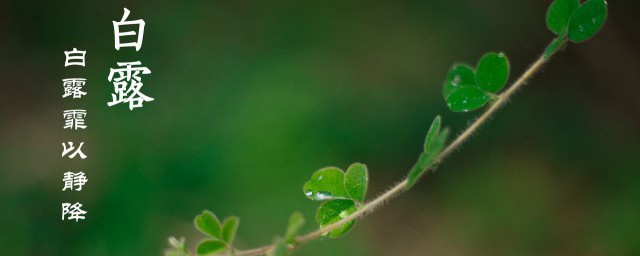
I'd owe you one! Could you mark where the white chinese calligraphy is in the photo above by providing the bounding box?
[63,109,87,130]
[62,172,88,191]
[61,142,87,159]
[107,61,153,110]
[113,8,145,51]
[62,203,87,222]
[62,78,87,98]
[64,48,86,67]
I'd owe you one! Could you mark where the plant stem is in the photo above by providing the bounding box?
[232,49,550,256]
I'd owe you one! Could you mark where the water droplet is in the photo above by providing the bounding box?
[453,75,461,86]
[318,175,323,180]
[314,192,332,200]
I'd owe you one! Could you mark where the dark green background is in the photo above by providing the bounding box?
[1,0,639,255]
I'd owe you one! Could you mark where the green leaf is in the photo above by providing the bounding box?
[445,87,490,112]
[268,237,288,256]
[344,163,368,203]
[546,0,580,35]
[432,127,449,158]
[433,128,450,157]
[316,199,357,238]
[544,36,568,60]
[195,211,223,239]
[568,0,608,42]
[222,216,239,245]
[196,239,226,255]
[423,116,441,154]
[442,64,476,98]
[284,212,305,244]
[475,52,510,93]
[405,152,435,190]
[406,127,449,190]
[303,167,350,201]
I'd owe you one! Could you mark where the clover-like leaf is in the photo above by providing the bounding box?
[568,0,607,43]
[195,211,223,239]
[284,212,305,244]
[476,52,509,93]
[445,87,490,112]
[303,167,350,201]
[196,239,226,256]
[442,53,510,113]
[344,163,368,203]
[222,216,239,245]
[423,115,441,154]
[442,64,476,98]
[546,0,580,35]
[316,199,357,238]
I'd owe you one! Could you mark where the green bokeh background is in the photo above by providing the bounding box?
[1,1,639,255]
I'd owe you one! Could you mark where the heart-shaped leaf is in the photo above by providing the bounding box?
[476,52,510,93]
[284,212,305,244]
[222,216,239,245]
[568,0,607,43]
[445,87,490,112]
[442,64,476,98]
[546,0,580,35]
[303,167,350,201]
[196,239,226,255]
[316,199,357,238]
[344,163,368,203]
[442,53,510,112]
[194,211,222,240]
[423,115,441,154]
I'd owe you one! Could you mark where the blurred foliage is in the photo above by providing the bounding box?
[0,0,639,255]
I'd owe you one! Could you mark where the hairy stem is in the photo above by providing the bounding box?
[232,47,550,256]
